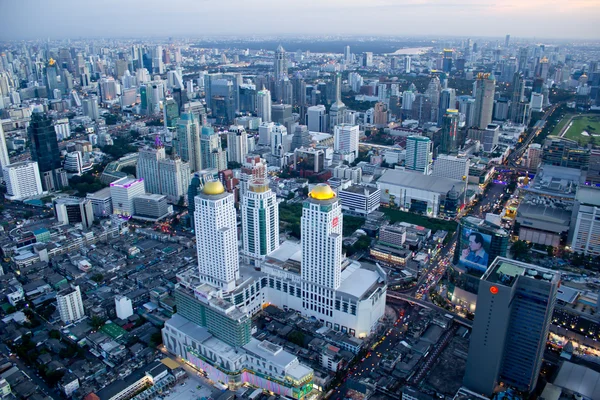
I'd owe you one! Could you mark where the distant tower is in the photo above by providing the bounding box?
[274,45,288,80]
[474,73,496,129]
[440,109,459,154]
[505,34,511,48]
[29,113,67,191]
[195,180,239,292]
[329,73,347,132]
[257,88,272,123]
[241,179,279,262]
[344,45,351,63]
[405,136,433,175]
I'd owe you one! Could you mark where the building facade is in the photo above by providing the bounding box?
[3,161,44,201]
[241,179,280,262]
[56,285,85,324]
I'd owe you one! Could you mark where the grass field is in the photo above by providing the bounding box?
[381,208,457,234]
[562,115,600,145]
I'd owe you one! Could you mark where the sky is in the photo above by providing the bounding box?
[1,0,599,40]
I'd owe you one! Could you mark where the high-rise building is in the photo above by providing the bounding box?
[110,176,145,217]
[571,186,600,256]
[0,123,10,178]
[137,145,166,195]
[526,143,542,170]
[86,187,113,217]
[329,73,347,132]
[541,136,590,170]
[373,102,388,126]
[344,45,351,63]
[270,124,288,157]
[258,121,274,146]
[509,72,525,122]
[586,149,600,186]
[200,126,227,171]
[175,112,202,172]
[82,95,100,121]
[473,73,496,129]
[3,161,44,201]
[115,295,133,320]
[334,124,360,158]
[302,184,343,319]
[464,258,559,396]
[99,77,118,102]
[226,125,248,164]
[432,154,468,181]
[439,109,459,154]
[404,56,411,73]
[239,155,267,198]
[405,136,433,175]
[505,34,511,47]
[290,124,312,152]
[256,88,272,123]
[56,285,85,324]
[159,156,191,203]
[438,88,456,125]
[274,45,288,80]
[54,197,94,229]
[241,179,279,262]
[195,181,239,292]
[29,113,67,191]
[307,105,327,132]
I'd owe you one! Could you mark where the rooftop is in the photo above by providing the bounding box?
[482,257,560,288]
[523,165,582,199]
[377,169,462,194]
[110,176,143,189]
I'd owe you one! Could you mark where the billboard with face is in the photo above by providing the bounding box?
[458,228,491,273]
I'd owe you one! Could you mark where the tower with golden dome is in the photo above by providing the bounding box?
[195,180,240,292]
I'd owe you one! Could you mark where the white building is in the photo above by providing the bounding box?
[307,105,327,133]
[54,197,94,229]
[82,95,100,120]
[115,295,134,319]
[240,155,268,198]
[241,179,279,262]
[432,154,469,181]
[110,176,145,217]
[257,89,272,123]
[405,136,433,175]
[159,156,191,203]
[271,124,288,157]
[227,125,248,164]
[0,123,9,178]
[571,186,600,256]
[63,151,88,175]
[526,143,543,170]
[530,92,544,112]
[334,124,360,158]
[259,121,274,146]
[54,118,71,141]
[3,161,44,201]
[195,181,240,292]
[86,187,113,217]
[137,146,166,195]
[56,285,85,324]
[338,185,381,216]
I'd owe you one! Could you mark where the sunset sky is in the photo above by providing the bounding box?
[1,0,598,40]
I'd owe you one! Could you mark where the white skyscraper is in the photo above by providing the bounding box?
[404,56,411,73]
[307,105,327,132]
[334,124,360,158]
[3,161,44,201]
[195,181,239,292]
[241,179,279,261]
[175,112,202,172]
[56,285,85,324]
[405,136,433,175]
[302,184,343,320]
[137,146,166,195]
[257,89,272,123]
[227,125,248,164]
[270,124,288,157]
[110,176,145,216]
[0,123,11,178]
[82,95,100,121]
[258,121,275,146]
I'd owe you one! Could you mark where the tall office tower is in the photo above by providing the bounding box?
[167,70,184,89]
[442,49,453,73]
[438,88,456,125]
[54,197,94,229]
[525,143,542,170]
[3,161,44,201]
[290,125,311,152]
[344,45,351,63]
[240,155,267,198]
[509,72,525,122]
[329,73,347,132]
[517,47,529,72]
[0,123,9,178]
[464,258,559,396]
[505,34,510,47]
[241,179,279,261]
[175,112,201,172]
[163,97,180,132]
[439,109,459,154]
[99,77,118,102]
[195,180,239,292]
[373,102,388,126]
[258,121,274,146]
[159,156,191,203]
[539,57,549,81]
[110,176,145,217]
[45,58,61,97]
[426,76,442,122]
[281,78,294,106]
[571,186,600,256]
[29,113,67,191]
[404,56,411,73]
[302,184,343,319]
[334,124,360,158]
[270,124,288,157]
[432,154,468,182]
[226,125,248,164]
[402,90,415,111]
[292,74,307,107]
[274,45,288,80]
[153,45,164,74]
[200,126,227,171]
[405,136,433,175]
[209,77,237,124]
[136,67,150,84]
[362,52,373,67]
[137,145,166,195]
[272,104,293,125]
[474,73,496,129]
[56,285,85,324]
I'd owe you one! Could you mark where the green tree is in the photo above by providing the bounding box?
[90,316,106,331]
[90,273,104,283]
[149,332,163,347]
[510,240,530,260]
[49,330,61,339]
[547,245,554,257]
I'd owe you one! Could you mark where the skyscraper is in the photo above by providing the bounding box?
[474,73,496,129]
[195,181,239,292]
[239,155,267,198]
[175,112,201,172]
[29,113,67,191]
[439,109,459,154]
[56,285,85,324]
[200,126,227,171]
[509,72,525,123]
[464,258,559,396]
[438,88,456,125]
[256,88,272,123]
[329,73,347,132]
[302,184,343,319]
[0,123,10,178]
[110,176,145,217]
[274,45,288,80]
[405,136,433,175]
[3,161,44,201]
[226,125,248,164]
[241,179,279,262]
[137,145,166,195]
[334,124,360,158]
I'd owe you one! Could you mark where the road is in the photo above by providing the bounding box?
[387,293,472,328]
[8,355,61,400]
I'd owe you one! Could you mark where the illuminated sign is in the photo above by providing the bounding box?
[332,217,339,228]
[490,286,499,295]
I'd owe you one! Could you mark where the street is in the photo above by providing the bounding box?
[8,355,61,400]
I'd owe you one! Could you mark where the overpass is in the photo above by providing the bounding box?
[387,291,473,328]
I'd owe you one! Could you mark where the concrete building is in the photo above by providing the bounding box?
[227,125,248,164]
[240,155,268,199]
[56,285,85,324]
[405,136,433,175]
[464,258,559,396]
[241,179,279,262]
[338,185,381,216]
[432,154,469,182]
[473,73,496,129]
[86,187,113,217]
[259,121,274,146]
[334,124,360,158]
[0,123,9,179]
[54,197,94,229]
[195,181,240,292]
[115,295,133,320]
[110,176,145,217]
[526,143,542,170]
[307,105,327,133]
[133,194,171,221]
[571,186,600,256]
[137,146,166,195]
[201,126,227,171]
[3,161,44,201]
[175,112,201,172]
[256,89,272,123]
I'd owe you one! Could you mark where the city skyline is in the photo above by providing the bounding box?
[2,0,599,40]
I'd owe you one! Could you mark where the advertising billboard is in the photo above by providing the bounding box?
[458,228,492,273]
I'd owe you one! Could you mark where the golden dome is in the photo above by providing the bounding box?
[48,58,56,66]
[309,184,336,200]
[203,181,225,195]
